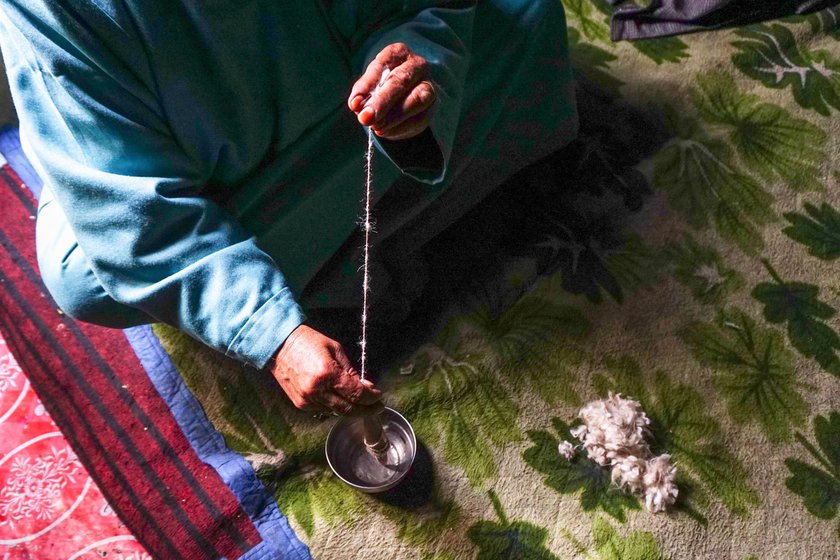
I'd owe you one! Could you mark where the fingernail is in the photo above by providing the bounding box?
[362,379,374,387]
[349,95,364,111]
[359,107,375,126]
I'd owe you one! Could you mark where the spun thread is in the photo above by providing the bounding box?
[360,128,374,381]
[358,68,390,381]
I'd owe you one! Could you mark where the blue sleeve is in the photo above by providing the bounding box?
[336,1,476,185]
[0,3,303,368]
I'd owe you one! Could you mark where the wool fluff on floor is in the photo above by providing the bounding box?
[558,393,678,513]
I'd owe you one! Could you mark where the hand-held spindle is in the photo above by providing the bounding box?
[359,69,392,459]
[363,413,390,454]
[324,67,417,493]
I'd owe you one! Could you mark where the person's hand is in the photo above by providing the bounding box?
[271,324,383,416]
[348,43,436,141]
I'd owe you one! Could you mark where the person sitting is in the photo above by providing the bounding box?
[0,0,577,415]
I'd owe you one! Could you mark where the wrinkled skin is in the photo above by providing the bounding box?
[272,325,383,416]
[348,43,437,141]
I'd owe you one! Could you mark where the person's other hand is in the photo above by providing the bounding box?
[272,324,383,416]
[348,43,436,141]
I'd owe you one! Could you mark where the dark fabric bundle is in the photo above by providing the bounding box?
[606,0,840,40]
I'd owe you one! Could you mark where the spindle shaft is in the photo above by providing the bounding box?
[363,413,390,455]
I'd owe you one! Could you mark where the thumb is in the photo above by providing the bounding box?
[332,343,382,405]
[354,371,382,405]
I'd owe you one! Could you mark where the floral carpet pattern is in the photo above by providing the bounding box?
[150,3,840,559]
[0,334,150,559]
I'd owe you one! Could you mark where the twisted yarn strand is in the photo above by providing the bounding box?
[358,68,390,381]
[360,128,374,381]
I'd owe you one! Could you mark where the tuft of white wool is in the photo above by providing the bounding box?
[642,454,679,513]
[569,424,587,441]
[557,440,577,460]
[576,392,652,466]
[570,393,679,513]
[610,455,646,495]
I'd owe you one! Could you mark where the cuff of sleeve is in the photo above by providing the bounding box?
[225,289,306,369]
[373,126,445,184]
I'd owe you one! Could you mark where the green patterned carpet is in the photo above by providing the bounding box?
[155,3,840,558]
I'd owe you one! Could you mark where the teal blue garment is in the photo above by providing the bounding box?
[0,1,575,369]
